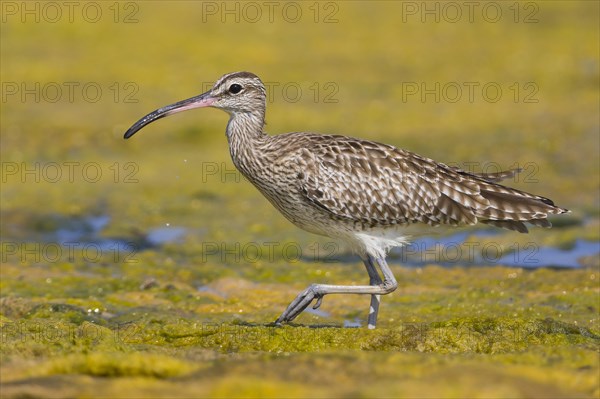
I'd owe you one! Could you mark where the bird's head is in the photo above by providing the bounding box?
[124,71,266,139]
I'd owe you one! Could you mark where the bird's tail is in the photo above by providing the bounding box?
[474,183,569,233]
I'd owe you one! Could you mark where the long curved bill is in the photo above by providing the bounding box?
[124,91,216,139]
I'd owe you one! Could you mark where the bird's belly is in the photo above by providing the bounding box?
[249,181,347,236]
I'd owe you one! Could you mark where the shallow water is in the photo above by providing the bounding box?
[394,231,600,269]
[499,239,600,269]
[17,213,600,270]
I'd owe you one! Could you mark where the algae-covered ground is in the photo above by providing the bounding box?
[1,1,599,398]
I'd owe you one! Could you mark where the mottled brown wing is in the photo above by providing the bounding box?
[296,136,479,227]
[296,135,567,232]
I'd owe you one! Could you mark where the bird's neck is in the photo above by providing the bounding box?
[226,110,267,171]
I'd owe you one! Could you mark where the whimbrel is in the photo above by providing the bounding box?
[124,71,569,328]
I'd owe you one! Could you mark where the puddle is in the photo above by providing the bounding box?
[48,215,134,252]
[146,227,187,246]
[389,231,599,269]
[343,318,362,328]
[304,307,330,318]
[498,239,600,269]
[4,213,188,255]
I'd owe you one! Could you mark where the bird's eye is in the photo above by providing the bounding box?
[229,84,242,94]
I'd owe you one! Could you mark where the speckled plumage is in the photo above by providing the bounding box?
[124,71,569,328]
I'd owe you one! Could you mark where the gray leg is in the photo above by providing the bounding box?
[275,255,397,327]
[363,256,383,329]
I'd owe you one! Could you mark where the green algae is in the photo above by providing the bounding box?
[2,258,599,397]
[46,352,198,378]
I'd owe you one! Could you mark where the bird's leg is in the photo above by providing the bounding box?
[363,256,383,329]
[275,255,397,327]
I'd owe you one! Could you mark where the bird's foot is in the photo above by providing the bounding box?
[275,284,325,325]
